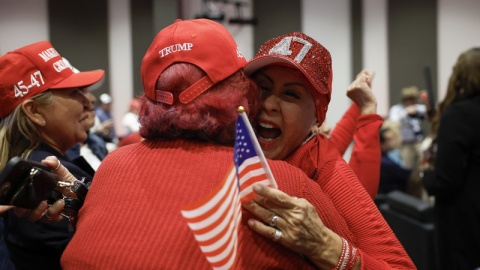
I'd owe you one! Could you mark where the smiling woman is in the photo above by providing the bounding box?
[243,32,416,269]
[35,88,92,153]
[252,66,317,160]
[0,40,104,270]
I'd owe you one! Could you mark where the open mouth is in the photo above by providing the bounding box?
[257,121,282,142]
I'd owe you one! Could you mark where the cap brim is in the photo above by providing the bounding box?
[244,56,328,95]
[244,56,299,76]
[50,70,105,91]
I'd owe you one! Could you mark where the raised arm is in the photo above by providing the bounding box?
[331,69,382,199]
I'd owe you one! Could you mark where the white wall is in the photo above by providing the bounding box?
[302,0,352,127]
[363,0,389,117]
[0,0,49,54]
[108,0,133,136]
[437,0,480,102]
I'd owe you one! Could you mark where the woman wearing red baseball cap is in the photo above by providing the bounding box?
[0,41,104,270]
[243,32,415,269]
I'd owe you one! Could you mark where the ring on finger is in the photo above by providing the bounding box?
[53,160,61,172]
[272,229,282,242]
[269,215,279,227]
[43,212,53,221]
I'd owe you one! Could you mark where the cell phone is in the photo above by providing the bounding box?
[0,157,59,209]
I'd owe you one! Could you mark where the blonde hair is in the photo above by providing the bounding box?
[381,120,402,147]
[0,92,53,169]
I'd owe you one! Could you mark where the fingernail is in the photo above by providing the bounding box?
[253,184,262,192]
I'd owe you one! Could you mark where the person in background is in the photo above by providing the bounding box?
[388,86,428,169]
[378,121,412,195]
[243,32,415,269]
[120,97,141,137]
[422,47,480,270]
[117,96,143,147]
[117,131,143,147]
[318,69,382,199]
[0,40,104,270]
[93,92,117,144]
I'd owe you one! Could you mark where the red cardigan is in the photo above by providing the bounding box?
[329,103,383,199]
[286,135,414,269]
[61,139,414,269]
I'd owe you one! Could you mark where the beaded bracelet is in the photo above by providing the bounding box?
[333,238,360,270]
[333,238,348,270]
[345,245,359,269]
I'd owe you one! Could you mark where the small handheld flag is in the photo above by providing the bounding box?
[234,106,277,204]
[180,106,277,269]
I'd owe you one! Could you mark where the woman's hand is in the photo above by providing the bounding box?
[14,198,65,223]
[243,184,343,269]
[13,156,79,222]
[346,69,377,115]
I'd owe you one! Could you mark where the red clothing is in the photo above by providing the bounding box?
[62,139,414,269]
[118,131,143,147]
[329,103,383,199]
[286,135,415,269]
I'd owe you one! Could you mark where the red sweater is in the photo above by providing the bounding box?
[329,103,383,199]
[286,135,415,269]
[61,139,414,269]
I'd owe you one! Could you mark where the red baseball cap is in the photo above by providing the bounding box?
[0,41,105,118]
[141,19,247,105]
[244,32,332,124]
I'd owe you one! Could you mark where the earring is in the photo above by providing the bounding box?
[310,124,321,134]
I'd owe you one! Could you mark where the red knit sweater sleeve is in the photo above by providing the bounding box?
[329,103,359,155]
[329,103,383,199]
[319,158,416,269]
[348,113,383,199]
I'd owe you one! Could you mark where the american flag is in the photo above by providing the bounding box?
[180,107,277,269]
[180,167,241,270]
[234,108,277,204]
